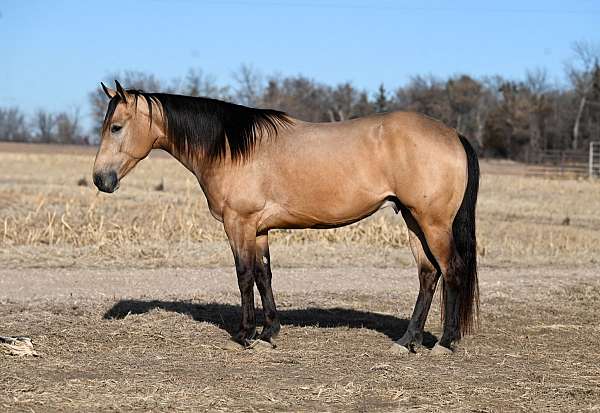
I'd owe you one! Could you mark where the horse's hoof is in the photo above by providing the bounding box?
[431,343,453,355]
[247,339,276,352]
[389,342,411,354]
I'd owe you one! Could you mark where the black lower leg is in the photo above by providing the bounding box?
[397,269,438,349]
[439,280,461,349]
[255,256,280,341]
[234,260,257,345]
[397,291,433,349]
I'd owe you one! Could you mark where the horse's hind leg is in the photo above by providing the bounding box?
[391,210,440,353]
[254,234,280,343]
[416,220,462,353]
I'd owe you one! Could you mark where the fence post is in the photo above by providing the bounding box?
[590,141,595,179]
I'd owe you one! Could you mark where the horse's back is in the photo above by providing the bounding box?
[285,111,468,211]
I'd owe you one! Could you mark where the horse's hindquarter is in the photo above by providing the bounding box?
[380,112,468,220]
[249,112,467,232]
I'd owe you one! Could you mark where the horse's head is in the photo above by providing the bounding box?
[93,81,161,193]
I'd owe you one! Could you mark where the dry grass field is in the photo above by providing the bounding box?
[1,142,600,411]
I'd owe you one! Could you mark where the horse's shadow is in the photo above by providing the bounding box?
[103,300,438,348]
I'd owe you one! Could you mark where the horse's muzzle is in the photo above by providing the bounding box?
[93,170,119,193]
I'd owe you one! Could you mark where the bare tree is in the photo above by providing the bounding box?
[54,108,81,144]
[182,68,230,99]
[446,75,482,133]
[471,76,505,149]
[0,107,30,142]
[32,109,56,142]
[261,75,332,122]
[567,41,600,149]
[233,64,263,106]
[523,68,553,151]
[329,83,356,121]
[354,91,374,118]
[396,75,452,124]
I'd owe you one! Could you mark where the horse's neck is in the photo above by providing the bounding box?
[161,142,229,218]
[167,146,199,175]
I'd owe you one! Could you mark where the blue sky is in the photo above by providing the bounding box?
[1,0,599,131]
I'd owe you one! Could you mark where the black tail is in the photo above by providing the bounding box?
[451,134,480,337]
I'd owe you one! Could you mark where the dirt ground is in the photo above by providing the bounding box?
[1,264,599,412]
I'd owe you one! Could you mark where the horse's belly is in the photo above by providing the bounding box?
[257,189,394,232]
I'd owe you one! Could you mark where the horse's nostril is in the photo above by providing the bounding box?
[93,173,103,188]
[106,170,118,189]
[93,170,118,193]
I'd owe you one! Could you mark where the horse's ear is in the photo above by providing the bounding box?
[101,82,117,99]
[114,80,128,102]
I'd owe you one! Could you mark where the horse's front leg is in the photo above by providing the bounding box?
[255,234,280,344]
[224,213,258,347]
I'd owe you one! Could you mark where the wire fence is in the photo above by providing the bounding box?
[523,143,600,178]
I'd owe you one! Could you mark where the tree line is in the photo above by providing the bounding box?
[0,106,87,145]
[2,41,599,160]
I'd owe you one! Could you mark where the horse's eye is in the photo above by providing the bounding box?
[110,124,122,134]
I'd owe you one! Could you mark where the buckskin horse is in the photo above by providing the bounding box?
[93,81,479,355]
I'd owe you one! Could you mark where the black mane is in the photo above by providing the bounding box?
[103,90,292,162]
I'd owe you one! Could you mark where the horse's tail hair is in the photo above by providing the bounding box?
[448,134,480,337]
